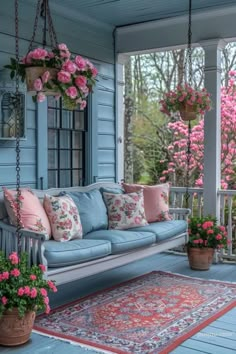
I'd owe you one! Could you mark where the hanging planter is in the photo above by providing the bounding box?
[5,0,98,110]
[179,102,198,121]
[25,66,59,95]
[159,83,212,121]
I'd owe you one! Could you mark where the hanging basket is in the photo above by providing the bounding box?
[0,308,36,346]
[179,103,198,121]
[25,67,59,96]
[187,247,214,270]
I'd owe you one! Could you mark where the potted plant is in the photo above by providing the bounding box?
[187,216,229,270]
[5,43,98,110]
[159,83,212,121]
[0,251,57,346]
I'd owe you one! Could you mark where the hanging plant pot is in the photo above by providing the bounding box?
[187,247,214,270]
[0,308,36,346]
[179,103,198,121]
[25,67,59,95]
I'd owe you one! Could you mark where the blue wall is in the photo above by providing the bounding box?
[0,0,117,189]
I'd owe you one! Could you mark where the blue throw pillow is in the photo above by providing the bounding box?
[64,189,108,235]
[100,186,124,195]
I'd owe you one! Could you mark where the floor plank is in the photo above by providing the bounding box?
[1,252,236,354]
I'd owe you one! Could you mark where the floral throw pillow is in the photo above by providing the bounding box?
[122,183,172,222]
[3,187,51,240]
[103,190,148,230]
[43,194,83,242]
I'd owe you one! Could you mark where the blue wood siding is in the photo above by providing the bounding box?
[0,1,117,188]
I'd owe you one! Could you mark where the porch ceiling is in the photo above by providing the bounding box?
[52,0,236,27]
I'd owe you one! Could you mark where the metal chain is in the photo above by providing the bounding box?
[28,0,41,52]
[47,0,58,47]
[15,0,22,254]
[185,0,192,208]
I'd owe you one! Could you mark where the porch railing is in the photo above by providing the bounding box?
[170,187,236,260]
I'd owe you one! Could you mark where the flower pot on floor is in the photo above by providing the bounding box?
[0,308,36,346]
[187,247,214,270]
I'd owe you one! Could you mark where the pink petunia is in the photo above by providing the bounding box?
[74,55,86,70]
[10,268,20,277]
[65,86,78,99]
[40,288,48,297]
[1,296,8,305]
[62,60,77,74]
[9,252,19,265]
[30,274,37,281]
[33,78,43,91]
[57,70,71,84]
[75,75,87,88]
[24,286,31,295]
[17,287,25,296]
[30,288,37,298]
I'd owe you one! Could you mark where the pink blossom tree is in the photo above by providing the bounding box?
[160,71,236,189]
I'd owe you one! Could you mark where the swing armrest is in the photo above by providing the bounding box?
[0,221,48,267]
[169,208,191,220]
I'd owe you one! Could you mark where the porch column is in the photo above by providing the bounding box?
[200,39,226,220]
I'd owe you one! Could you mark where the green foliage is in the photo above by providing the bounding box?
[0,252,57,318]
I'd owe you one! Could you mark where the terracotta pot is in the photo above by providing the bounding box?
[25,66,59,95]
[187,247,214,271]
[0,308,36,346]
[179,103,198,121]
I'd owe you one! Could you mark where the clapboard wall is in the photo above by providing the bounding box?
[0,0,116,189]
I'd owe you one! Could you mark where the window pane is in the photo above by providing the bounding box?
[72,150,83,169]
[48,109,58,128]
[48,97,60,109]
[72,170,83,186]
[60,170,71,188]
[48,129,58,149]
[48,150,58,169]
[60,150,71,168]
[74,111,85,130]
[62,110,73,129]
[60,131,71,148]
[48,171,58,188]
[72,131,83,148]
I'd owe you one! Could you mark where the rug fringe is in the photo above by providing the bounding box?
[32,330,113,353]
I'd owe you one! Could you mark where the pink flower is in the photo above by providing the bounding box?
[24,286,31,295]
[57,70,71,83]
[74,55,86,70]
[42,71,50,83]
[37,92,46,103]
[10,268,20,277]
[80,100,87,110]
[45,305,51,314]
[1,296,8,305]
[17,287,25,296]
[9,252,19,264]
[33,78,43,91]
[39,264,46,272]
[62,60,77,74]
[47,280,57,292]
[44,296,49,305]
[40,288,48,297]
[30,288,37,298]
[202,221,214,229]
[193,239,199,244]
[30,274,37,281]
[75,75,87,88]
[29,48,48,60]
[65,86,78,99]
[58,43,68,51]
[216,234,222,240]
[91,67,98,77]
[2,271,9,280]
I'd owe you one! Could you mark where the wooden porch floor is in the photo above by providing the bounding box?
[1,252,236,354]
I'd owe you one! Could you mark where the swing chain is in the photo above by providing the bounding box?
[15,0,22,254]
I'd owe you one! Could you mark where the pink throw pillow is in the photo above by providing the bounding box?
[103,190,148,230]
[3,188,51,240]
[122,183,172,223]
[43,194,83,242]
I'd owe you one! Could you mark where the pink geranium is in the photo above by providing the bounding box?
[75,75,87,88]
[9,252,19,265]
[65,86,78,99]
[57,70,71,83]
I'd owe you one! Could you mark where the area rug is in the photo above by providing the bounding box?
[34,271,236,354]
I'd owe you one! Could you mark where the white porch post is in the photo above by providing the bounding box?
[201,39,226,219]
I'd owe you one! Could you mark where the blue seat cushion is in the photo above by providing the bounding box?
[44,239,111,268]
[129,220,187,242]
[84,229,156,254]
[63,189,108,235]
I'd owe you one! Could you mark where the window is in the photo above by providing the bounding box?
[47,97,87,188]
